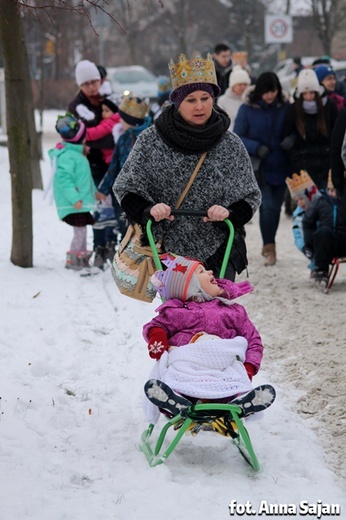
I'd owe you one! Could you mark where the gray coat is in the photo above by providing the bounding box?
[114,126,261,262]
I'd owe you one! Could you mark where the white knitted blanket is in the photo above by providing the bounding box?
[144,337,253,424]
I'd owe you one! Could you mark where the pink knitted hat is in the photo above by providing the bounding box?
[151,254,201,301]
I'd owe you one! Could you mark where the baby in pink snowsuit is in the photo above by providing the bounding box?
[143,254,276,418]
[143,254,263,381]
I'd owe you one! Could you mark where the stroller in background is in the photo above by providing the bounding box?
[140,210,264,471]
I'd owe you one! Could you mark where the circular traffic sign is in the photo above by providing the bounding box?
[269,18,289,39]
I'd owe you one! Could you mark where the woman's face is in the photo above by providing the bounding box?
[178,90,214,126]
[302,91,316,101]
[261,90,278,104]
[195,265,221,297]
[232,83,248,96]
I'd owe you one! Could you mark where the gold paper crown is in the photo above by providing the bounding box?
[168,51,218,90]
[119,95,148,120]
[285,170,315,198]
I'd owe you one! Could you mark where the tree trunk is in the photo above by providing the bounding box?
[0,0,40,267]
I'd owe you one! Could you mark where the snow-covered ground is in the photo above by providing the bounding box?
[0,111,345,520]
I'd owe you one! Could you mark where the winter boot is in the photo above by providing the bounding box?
[78,250,93,268]
[105,241,117,263]
[144,379,192,417]
[65,251,82,271]
[93,246,106,270]
[262,243,276,266]
[230,384,276,417]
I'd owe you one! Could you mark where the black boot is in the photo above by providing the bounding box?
[93,246,106,270]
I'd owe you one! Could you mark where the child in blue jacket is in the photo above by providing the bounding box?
[285,171,318,272]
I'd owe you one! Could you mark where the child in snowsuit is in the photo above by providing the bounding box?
[143,254,276,422]
[285,171,318,271]
[49,113,97,270]
[84,93,122,268]
[98,95,151,241]
[303,174,346,283]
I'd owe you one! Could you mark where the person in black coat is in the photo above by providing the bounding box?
[67,60,116,268]
[330,106,346,196]
[303,178,346,282]
[212,43,232,96]
[281,68,338,191]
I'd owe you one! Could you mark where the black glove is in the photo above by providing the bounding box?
[257,145,270,159]
[302,246,314,259]
[280,135,295,151]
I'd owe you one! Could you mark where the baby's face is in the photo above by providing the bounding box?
[195,265,221,297]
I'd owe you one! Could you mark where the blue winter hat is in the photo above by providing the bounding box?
[314,65,336,84]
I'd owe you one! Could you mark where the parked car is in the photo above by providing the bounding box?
[273,57,343,93]
[107,65,158,101]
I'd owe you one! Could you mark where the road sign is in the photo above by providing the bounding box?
[265,15,293,43]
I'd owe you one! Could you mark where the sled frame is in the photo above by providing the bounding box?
[142,212,259,470]
[140,403,260,471]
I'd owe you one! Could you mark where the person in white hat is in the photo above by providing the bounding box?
[217,65,251,131]
[281,67,338,191]
[67,60,116,269]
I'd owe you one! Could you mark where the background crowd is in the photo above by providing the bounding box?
[50,43,346,288]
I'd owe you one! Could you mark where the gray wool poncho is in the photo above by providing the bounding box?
[114,126,261,262]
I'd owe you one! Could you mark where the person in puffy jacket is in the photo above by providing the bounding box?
[142,254,276,422]
[233,72,290,266]
[282,68,338,191]
[303,175,346,283]
[48,114,97,270]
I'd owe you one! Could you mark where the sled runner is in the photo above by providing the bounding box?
[139,210,264,471]
[325,257,346,293]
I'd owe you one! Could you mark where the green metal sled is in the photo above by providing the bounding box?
[140,211,260,471]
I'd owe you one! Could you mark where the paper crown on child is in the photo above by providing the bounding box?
[168,51,220,95]
[285,170,316,198]
[151,254,201,302]
[55,113,86,143]
[118,95,148,126]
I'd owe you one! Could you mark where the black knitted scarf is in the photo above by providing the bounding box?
[155,104,230,155]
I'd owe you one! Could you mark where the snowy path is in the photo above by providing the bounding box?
[0,116,345,519]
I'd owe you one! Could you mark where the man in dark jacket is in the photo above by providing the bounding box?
[213,43,232,96]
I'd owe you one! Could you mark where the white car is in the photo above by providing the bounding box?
[107,65,158,101]
[273,57,344,93]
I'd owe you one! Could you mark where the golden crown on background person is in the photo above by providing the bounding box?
[119,95,148,120]
[285,170,315,198]
[168,51,218,90]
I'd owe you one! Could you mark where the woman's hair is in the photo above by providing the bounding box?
[249,72,284,104]
[295,93,328,138]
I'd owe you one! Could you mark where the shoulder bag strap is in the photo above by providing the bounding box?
[175,152,207,209]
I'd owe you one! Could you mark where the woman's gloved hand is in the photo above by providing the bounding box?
[256,145,270,159]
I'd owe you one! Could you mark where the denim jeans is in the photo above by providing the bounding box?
[259,182,287,245]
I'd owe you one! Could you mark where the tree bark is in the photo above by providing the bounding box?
[0,0,40,266]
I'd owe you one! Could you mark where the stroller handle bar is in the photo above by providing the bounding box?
[146,211,234,279]
[170,209,208,217]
